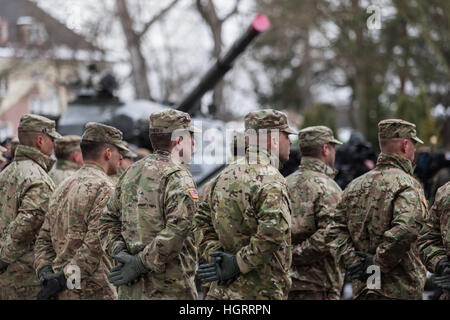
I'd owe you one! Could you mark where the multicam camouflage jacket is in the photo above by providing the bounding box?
[34,164,115,299]
[327,153,429,300]
[49,159,82,187]
[99,150,199,300]
[0,145,55,299]
[418,181,449,272]
[286,156,343,298]
[194,146,292,300]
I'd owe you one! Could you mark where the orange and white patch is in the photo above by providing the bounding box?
[188,188,199,199]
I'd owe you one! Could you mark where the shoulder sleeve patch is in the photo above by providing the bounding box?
[188,188,199,199]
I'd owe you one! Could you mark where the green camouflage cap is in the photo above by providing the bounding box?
[0,145,6,162]
[18,114,62,139]
[245,109,297,134]
[298,126,342,148]
[55,135,82,155]
[81,122,128,151]
[378,119,424,144]
[149,109,200,134]
[121,141,138,159]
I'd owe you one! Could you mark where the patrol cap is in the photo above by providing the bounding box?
[121,141,138,159]
[298,126,342,148]
[18,114,61,139]
[81,122,128,151]
[149,109,200,134]
[55,135,82,155]
[378,119,424,144]
[245,109,297,134]
[0,145,6,162]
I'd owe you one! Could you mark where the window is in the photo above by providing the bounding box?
[17,16,47,45]
[0,17,8,45]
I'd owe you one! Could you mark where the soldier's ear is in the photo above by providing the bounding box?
[104,147,112,160]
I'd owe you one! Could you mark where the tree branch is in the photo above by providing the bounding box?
[138,0,179,39]
[221,0,240,23]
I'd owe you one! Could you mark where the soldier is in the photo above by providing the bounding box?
[417,181,450,300]
[0,114,60,300]
[49,135,84,186]
[196,109,295,300]
[99,109,200,300]
[110,141,138,185]
[327,119,429,300]
[34,123,126,300]
[286,126,344,300]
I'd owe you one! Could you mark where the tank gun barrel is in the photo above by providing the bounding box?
[177,14,270,113]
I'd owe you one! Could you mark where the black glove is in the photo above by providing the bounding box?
[347,251,374,282]
[37,271,66,300]
[197,251,241,285]
[433,274,450,290]
[107,252,148,286]
[37,265,54,283]
[435,257,450,275]
[0,259,9,274]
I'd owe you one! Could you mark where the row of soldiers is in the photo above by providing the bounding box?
[0,109,448,300]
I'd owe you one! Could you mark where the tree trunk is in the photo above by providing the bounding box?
[116,0,151,100]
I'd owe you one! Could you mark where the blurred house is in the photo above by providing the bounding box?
[0,0,108,140]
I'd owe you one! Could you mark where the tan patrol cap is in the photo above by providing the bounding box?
[298,126,342,148]
[245,109,297,134]
[81,122,128,151]
[121,141,138,159]
[18,114,62,139]
[55,135,82,155]
[378,119,424,144]
[149,109,200,134]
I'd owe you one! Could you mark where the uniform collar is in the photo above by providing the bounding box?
[246,145,281,169]
[14,145,55,172]
[299,156,337,178]
[376,153,414,175]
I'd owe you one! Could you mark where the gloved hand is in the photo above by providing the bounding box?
[36,271,66,300]
[433,273,450,290]
[37,265,54,283]
[107,251,148,286]
[435,257,450,275]
[197,251,241,286]
[0,259,9,274]
[347,251,374,282]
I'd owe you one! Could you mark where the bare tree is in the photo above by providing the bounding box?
[115,0,179,100]
[195,0,240,117]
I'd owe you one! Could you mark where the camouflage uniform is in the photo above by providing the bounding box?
[328,119,428,300]
[418,181,450,300]
[34,123,127,300]
[0,114,60,300]
[99,109,200,300]
[109,142,137,186]
[194,109,295,300]
[0,145,6,163]
[286,126,344,300]
[49,136,83,186]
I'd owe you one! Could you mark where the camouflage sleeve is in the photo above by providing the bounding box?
[0,181,52,263]
[417,185,448,273]
[64,184,113,278]
[373,187,424,272]
[327,199,358,269]
[235,182,290,274]
[293,185,342,265]
[98,185,126,258]
[138,170,198,273]
[193,181,222,262]
[34,212,57,273]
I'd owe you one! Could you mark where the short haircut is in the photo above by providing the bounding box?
[379,138,404,154]
[149,132,174,151]
[18,131,41,147]
[300,144,323,158]
[80,140,114,161]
